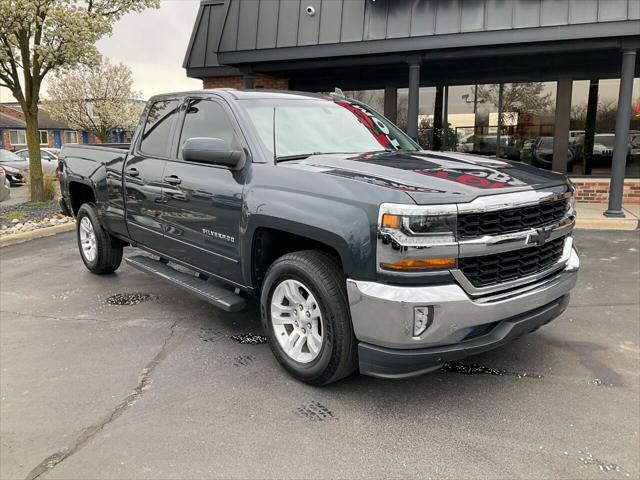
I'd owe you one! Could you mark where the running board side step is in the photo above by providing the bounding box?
[126,255,246,312]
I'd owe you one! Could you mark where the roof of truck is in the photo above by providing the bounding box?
[148,88,331,102]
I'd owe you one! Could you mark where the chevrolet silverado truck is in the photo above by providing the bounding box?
[59,89,579,385]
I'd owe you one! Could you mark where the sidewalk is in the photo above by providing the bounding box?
[575,202,639,230]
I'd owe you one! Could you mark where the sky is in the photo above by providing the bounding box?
[0,0,201,103]
[96,0,201,99]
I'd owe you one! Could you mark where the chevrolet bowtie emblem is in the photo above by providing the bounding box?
[527,228,551,246]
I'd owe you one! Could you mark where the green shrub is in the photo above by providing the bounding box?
[1,211,24,222]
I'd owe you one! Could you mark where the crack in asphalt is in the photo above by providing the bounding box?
[1,310,113,324]
[23,320,180,480]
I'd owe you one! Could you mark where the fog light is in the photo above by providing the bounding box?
[413,306,433,337]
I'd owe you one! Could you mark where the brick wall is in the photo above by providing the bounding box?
[203,74,289,90]
[1,129,11,150]
[573,178,640,204]
[0,104,24,120]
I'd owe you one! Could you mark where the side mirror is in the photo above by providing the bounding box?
[182,137,244,168]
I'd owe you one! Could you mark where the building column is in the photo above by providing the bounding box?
[384,85,398,123]
[243,70,254,89]
[583,79,599,175]
[552,78,573,173]
[605,49,637,217]
[433,85,444,150]
[406,59,421,141]
[496,83,504,158]
[442,86,449,150]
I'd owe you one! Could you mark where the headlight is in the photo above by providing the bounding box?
[3,166,19,174]
[565,179,576,212]
[377,204,457,274]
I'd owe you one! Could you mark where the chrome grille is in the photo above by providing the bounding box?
[458,236,565,288]
[457,199,569,239]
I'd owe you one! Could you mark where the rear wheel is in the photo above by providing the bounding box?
[76,203,123,274]
[260,250,357,385]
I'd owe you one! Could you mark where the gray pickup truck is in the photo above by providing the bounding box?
[59,89,579,385]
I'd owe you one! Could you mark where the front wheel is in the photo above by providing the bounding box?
[76,203,123,274]
[260,250,357,385]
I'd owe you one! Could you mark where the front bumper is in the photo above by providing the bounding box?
[346,247,579,378]
[6,172,25,185]
[358,294,569,378]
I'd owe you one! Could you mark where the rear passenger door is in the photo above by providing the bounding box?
[124,99,180,249]
[160,97,247,284]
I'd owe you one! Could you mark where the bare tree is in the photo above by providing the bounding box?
[475,83,554,124]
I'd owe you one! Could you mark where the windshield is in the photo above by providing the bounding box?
[0,150,24,162]
[539,137,554,149]
[595,135,615,147]
[240,97,419,159]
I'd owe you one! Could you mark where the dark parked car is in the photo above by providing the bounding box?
[0,149,28,185]
[531,136,574,171]
[0,165,11,202]
[59,89,579,385]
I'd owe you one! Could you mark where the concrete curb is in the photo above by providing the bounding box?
[575,218,639,231]
[0,222,75,248]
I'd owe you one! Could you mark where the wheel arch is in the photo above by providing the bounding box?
[246,220,354,294]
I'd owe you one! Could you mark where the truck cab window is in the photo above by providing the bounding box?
[140,99,180,157]
[178,99,240,159]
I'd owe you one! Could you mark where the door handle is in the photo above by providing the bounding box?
[125,167,139,177]
[164,175,182,185]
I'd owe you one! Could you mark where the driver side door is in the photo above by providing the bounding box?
[160,97,247,285]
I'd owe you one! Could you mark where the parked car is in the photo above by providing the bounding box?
[14,147,61,175]
[0,166,10,202]
[568,130,585,146]
[59,89,579,385]
[456,134,520,159]
[0,149,28,185]
[531,136,575,171]
[573,133,632,167]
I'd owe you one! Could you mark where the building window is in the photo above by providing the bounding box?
[62,131,78,144]
[9,129,26,146]
[39,130,48,145]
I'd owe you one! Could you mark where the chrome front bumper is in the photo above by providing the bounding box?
[346,246,579,351]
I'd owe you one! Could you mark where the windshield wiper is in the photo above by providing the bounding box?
[275,153,317,162]
[275,149,397,162]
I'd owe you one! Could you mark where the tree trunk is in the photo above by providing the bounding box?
[25,108,45,202]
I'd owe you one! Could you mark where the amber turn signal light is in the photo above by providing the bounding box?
[381,213,401,229]
[380,257,456,272]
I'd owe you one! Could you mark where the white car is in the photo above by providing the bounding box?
[14,147,60,175]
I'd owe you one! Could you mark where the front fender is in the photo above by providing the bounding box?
[242,187,377,286]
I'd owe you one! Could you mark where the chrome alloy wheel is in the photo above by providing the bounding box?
[79,216,97,262]
[270,279,324,363]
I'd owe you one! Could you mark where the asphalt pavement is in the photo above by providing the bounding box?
[0,186,29,207]
[1,230,638,480]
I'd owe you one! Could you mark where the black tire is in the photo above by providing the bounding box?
[260,250,358,385]
[76,203,123,274]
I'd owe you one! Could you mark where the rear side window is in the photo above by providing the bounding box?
[140,99,180,157]
[178,98,241,159]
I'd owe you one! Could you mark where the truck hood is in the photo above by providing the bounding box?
[282,150,567,204]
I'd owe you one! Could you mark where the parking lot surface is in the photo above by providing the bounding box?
[1,229,639,479]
